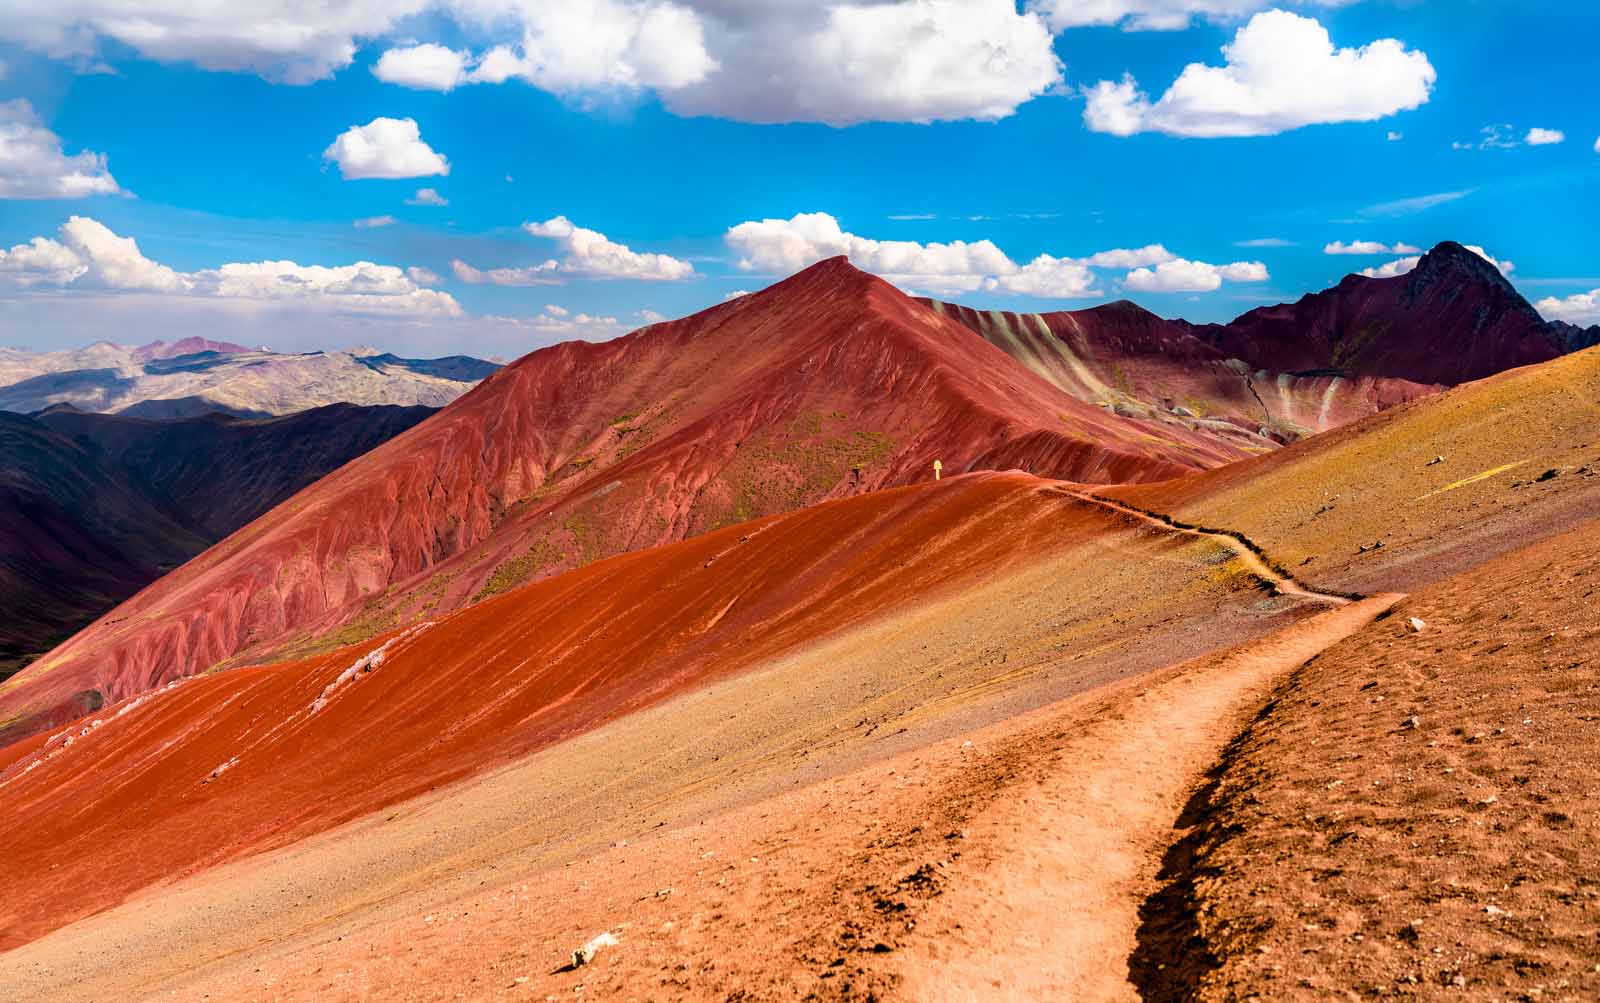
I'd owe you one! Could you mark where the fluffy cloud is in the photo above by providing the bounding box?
[1525,127,1565,146]
[406,187,448,206]
[0,216,459,316]
[661,0,1060,126]
[0,234,87,287]
[523,216,695,280]
[1359,244,1512,280]
[323,118,449,180]
[1124,257,1267,292]
[0,99,121,199]
[724,211,1263,298]
[725,210,1017,294]
[373,42,469,90]
[1535,289,1600,326]
[987,255,1099,298]
[1077,244,1175,268]
[0,1,422,84]
[354,215,398,228]
[1028,0,1357,31]
[1084,11,1434,138]
[406,265,442,285]
[1386,130,1403,141]
[1324,239,1420,255]
[462,0,716,93]
[359,0,1062,126]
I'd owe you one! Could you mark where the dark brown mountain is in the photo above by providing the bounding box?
[0,404,433,681]
[1189,241,1568,385]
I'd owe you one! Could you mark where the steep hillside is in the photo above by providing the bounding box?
[0,414,208,683]
[0,405,433,683]
[926,298,1438,445]
[0,343,497,416]
[1192,242,1568,384]
[0,257,1251,745]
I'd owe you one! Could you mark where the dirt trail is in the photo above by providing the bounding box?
[894,591,1402,1001]
[1052,487,1352,605]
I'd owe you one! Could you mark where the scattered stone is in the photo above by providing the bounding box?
[1407,617,1426,633]
[1426,455,1446,466]
[1358,540,1385,554]
[1484,904,1508,917]
[1536,468,1560,482]
[1402,716,1421,730]
[571,931,619,968]
[1172,405,1195,417]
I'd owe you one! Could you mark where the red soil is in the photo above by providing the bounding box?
[1,256,1247,747]
[0,472,1121,951]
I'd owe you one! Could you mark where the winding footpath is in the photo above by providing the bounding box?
[1050,486,1354,606]
[891,487,1400,1000]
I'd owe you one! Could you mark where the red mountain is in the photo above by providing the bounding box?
[1190,241,1566,385]
[0,257,1248,745]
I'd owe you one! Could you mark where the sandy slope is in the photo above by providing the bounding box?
[1143,517,1600,1001]
[0,596,1394,1003]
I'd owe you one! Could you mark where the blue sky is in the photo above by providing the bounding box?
[0,1,1596,358]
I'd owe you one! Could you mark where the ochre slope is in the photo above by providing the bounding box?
[1108,345,1600,592]
[1,257,1247,745]
[0,472,1161,949]
[1146,514,1600,1000]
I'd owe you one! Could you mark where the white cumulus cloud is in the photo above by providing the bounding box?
[373,42,470,90]
[0,216,459,316]
[1525,127,1565,146]
[1123,256,1267,292]
[323,117,449,180]
[359,0,1059,126]
[523,216,695,280]
[1324,239,1420,255]
[1535,289,1600,326]
[724,211,1263,299]
[0,98,122,199]
[1083,10,1434,138]
[663,0,1060,126]
[0,0,423,84]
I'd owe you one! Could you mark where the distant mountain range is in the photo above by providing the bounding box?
[0,338,500,417]
[3,241,1589,745]
[0,403,434,682]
